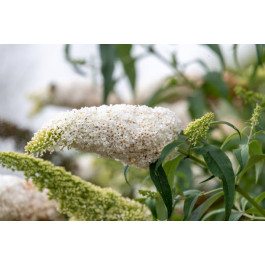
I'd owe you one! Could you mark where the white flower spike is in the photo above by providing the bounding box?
[26,104,182,168]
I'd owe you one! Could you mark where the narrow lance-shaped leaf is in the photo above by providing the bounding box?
[246,191,265,215]
[149,163,173,219]
[99,44,116,104]
[202,208,225,221]
[199,175,215,184]
[202,72,229,99]
[190,191,224,221]
[233,144,249,175]
[116,44,136,93]
[124,165,131,186]
[210,121,241,139]
[183,190,200,220]
[155,140,182,170]
[229,211,244,221]
[239,154,265,178]
[196,145,235,220]
[255,44,264,65]
[233,44,240,69]
[249,140,263,183]
[204,44,225,69]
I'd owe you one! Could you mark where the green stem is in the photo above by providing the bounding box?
[234,204,265,220]
[178,149,207,167]
[236,185,265,217]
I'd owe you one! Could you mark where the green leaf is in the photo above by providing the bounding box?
[188,91,206,119]
[99,44,116,104]
[210,121,241,139]
[221,132,241,151]
[229,211,244,221]
[183,190,200,220]
[202,208,225,221]
[145,78,179,107]
[124,165,131,186]
[149,163,173,219]
[190,191,224,221]
[199,175,215,184]
[196,145,235,220]
[255,191,265,204]
[233,44,240,69]
[233,144,249,175]
[163,155,183,188]
[249,140,263,183]
[202,72,229,99]
[155,140,182,170]
[163,155,183,177]
[65,44,86,75]
[246,191,265,215]
[155,196,167,220]
[239,154,265,177]
[255,44,264,65]
[204,44,225,69]
[194,59,210,71]
[116,44,136,93]
[145,198,157,219]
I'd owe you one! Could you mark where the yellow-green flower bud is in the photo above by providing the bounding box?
[250,104,262,128]
[184,112,214,146]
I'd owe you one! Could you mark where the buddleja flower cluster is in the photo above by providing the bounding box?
[0,174,62,221]
[184,112,214,146]
[234,86,265,107]
[25,104,182,168]
[0,151,150,221]
[250,104,262,128]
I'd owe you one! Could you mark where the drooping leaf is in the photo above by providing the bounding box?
[221,132,247,151]
[196,145,235,220]
[233,44,240,69]
[155,140,182,170]
[124,165,131,186]
[204,44,225,69]
[99,44,116,104]
[116,44,136,93]
[202,72,229,99]
[149,163,173,218]
[190,191,224,221]
[210,121,241,139]
[183,190,200,220]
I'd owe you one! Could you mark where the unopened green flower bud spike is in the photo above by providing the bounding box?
[184,112,215,146]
